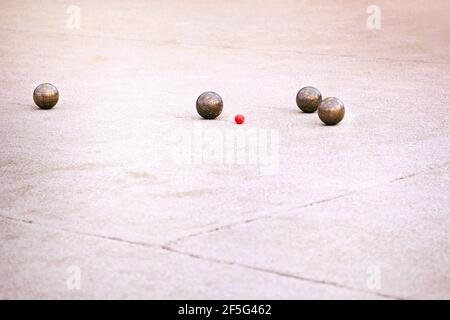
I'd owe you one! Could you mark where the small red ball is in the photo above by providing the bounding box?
[235,114,245,125]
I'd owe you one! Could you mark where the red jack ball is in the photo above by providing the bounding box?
[235,114,245,125]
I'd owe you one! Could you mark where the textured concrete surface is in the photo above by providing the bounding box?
[1,0,449,299]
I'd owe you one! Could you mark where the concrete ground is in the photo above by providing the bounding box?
[1,0,449,299]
